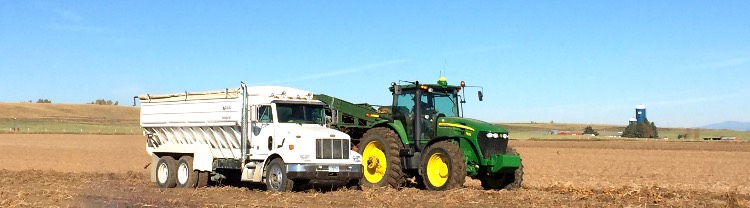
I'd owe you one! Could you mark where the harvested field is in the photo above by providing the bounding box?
[0,134,748,207]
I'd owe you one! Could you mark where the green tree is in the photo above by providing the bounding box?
[642,118,654,138]
[650,122,659,138]
[583,126,599,136]
[635,122,646,138]
[621,123,636,138]
[89,99,118,105]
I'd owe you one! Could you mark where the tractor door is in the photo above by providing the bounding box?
[393,91,416,142]
[392,89,432,147]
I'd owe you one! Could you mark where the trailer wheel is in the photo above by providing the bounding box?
[358,127,404,189]
[265,158,293,192]
[176,156,199,188]
[419,140,466,191]
[156,156,178,188]
[481,146,524,190]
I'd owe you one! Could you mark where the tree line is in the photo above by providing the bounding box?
[621,118,659,138]
[20,98,119,105]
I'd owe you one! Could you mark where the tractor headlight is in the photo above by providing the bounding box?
[502,134,509,139]
[486,132,494,138]
[486,133,499,138]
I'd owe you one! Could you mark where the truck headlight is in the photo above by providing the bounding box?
[353,155,362,163]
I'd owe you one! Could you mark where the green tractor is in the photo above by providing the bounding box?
[315,77,522,190]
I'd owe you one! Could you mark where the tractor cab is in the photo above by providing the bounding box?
[389,78,461,146]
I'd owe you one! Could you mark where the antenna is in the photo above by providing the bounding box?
[443,59,447,77]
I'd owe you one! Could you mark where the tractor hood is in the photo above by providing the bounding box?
[437,117,508,134]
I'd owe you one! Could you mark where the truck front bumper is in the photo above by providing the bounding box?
[286,163,363,180]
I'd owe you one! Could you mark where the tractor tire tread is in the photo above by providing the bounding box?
[359,127,405,189]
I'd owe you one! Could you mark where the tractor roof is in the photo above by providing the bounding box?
[389,83,461,92]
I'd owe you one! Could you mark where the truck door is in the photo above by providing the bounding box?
[250,105,275,157]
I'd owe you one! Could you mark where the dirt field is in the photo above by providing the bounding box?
[1,134,748,207]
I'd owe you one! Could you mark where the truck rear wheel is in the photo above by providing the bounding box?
[358,127,403,189]
[481,146,524,190]
[419,140,466,190]
[176,156,199,188]
[156,156,177,188]
[265,158,293,192]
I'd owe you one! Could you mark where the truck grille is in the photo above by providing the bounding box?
[477,131,508,159]
[316,138,350,159]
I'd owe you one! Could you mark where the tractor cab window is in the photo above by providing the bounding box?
[429,91,458,118]
[395,93,415,116]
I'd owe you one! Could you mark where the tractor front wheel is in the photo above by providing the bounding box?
[358,127,404,189]
[419,140,466,191]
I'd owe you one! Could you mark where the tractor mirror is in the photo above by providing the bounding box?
[393,84,401,95]
[478,91,484,101]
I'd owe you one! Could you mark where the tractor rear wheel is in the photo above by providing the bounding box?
[358,127,404,189]
[481,146,524,190]
[419,140,466,191]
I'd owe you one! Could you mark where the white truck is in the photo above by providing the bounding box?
[137,83,362,191]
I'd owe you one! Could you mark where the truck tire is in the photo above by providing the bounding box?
[156,156,178,188]
[196,171,209,188]
[358,127,404,189]
[419,140,466,191]
[176,156,199,188]
[480,146,524,190]
[265,158,293,192]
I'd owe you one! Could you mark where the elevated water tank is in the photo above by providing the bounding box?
[635,104,646,123]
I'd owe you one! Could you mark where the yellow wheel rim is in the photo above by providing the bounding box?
[426,152,449,187]
[363,141,387,183]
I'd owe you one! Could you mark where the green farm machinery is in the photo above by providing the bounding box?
[315,77,522,191]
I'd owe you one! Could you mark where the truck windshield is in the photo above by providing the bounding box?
[276,103,325,125]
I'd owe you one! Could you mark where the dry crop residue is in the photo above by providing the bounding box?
[0,135,748,207]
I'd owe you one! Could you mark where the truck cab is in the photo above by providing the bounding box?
[245,95,362,184]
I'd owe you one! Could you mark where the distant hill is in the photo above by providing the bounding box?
[0,102,138,124]
[701,121,750,131]
[0,103,140,134]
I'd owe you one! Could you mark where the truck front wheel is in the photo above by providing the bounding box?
[419,140,466,191]
[156,156,177,188]
[358,127,403,189]
[265,158,293,192]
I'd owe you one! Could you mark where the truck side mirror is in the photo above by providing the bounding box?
[478,91,484,101]
[249,106,258,122]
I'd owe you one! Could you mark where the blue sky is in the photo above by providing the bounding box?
[1,1,748,128]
